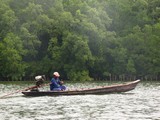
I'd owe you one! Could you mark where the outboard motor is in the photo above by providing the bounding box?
[30,75,46,92]
[35,75,46,86]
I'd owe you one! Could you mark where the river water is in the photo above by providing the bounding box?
[0,81,160,120]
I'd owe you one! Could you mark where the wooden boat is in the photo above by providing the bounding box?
[22,79,140,96]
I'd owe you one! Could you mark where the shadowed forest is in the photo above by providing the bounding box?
[0,0,160,81]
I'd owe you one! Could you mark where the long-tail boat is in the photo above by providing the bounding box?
[22,79,140,96]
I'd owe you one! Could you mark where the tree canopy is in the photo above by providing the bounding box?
[0,0,160,81]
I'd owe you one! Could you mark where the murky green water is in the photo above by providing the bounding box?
[0,81,160,120]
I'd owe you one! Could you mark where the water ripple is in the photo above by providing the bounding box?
[0,81,160,120]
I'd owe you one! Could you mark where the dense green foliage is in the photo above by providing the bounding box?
[0,0,160,81]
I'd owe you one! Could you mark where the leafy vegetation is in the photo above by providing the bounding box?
[0,0,160,81]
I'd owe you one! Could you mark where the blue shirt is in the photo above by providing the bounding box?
[50,77,61,88]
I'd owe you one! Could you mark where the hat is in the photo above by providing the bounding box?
[53,72,60,77]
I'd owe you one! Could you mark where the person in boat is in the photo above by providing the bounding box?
[50,72,66,91]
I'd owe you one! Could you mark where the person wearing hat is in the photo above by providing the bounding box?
[50,72,66,91]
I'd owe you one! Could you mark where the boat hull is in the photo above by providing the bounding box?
[22,80,140,96]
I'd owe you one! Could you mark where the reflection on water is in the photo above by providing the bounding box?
[0,81,160,120]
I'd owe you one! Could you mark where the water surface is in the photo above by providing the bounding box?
[0,81,160,120]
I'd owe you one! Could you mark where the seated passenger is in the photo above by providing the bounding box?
[50,72,66,91]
